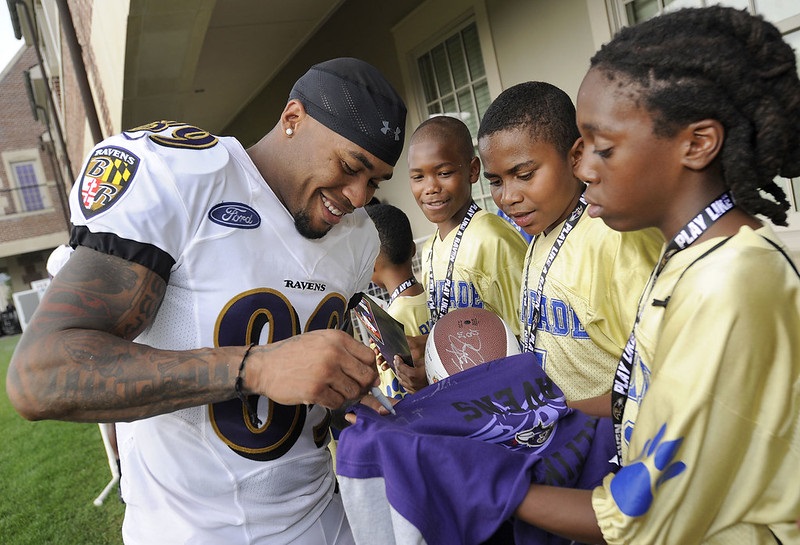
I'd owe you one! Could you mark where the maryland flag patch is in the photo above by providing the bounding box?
[79,146,140,218]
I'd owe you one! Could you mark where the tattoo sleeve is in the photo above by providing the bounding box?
[6,247,240,422]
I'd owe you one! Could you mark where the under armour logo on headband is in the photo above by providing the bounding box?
[289,58,407,165]
[381,121,402,141]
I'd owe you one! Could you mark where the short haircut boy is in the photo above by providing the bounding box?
[411,115,475,161]
[365,203,415,266]
[365,202,429,398]
[478,81,579,156]
[478,81,663,403]
[401,115,528,392]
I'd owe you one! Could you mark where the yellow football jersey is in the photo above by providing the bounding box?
[522,213,663,400]
[593,225,800,544]
[421,209,528,336]
[378,291,430,399]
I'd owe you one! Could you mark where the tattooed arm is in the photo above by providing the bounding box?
[6,247,378,423]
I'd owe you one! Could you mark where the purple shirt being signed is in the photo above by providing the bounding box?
[337,352,616,545]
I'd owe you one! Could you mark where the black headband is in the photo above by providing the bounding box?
[289,57,407,166]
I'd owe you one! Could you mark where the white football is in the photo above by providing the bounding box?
[425,307,520,384]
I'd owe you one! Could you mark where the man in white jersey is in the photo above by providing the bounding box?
[7,57,407,544]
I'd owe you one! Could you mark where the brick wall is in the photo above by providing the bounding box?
[0,46,70,246]
[63,0,112,175]
[60,2,86,182]
[69,0,112,136]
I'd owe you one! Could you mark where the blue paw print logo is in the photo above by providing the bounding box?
[388,377,406,398]
[610,423,687,517]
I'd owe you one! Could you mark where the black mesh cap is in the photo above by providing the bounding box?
[289,57,407,166]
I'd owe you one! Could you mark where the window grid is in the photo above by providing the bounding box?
[416,22,498,213]
[13,162,45,212]
[622,0,752,24]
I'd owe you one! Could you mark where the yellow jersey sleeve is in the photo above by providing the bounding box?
[593,226,800,544]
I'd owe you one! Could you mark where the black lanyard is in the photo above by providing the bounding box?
[427,201,480,323]
[521,195,587,352]
[611,192,735,465]
[389,277,418,306]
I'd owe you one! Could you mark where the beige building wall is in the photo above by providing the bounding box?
[90,0,130,136]
[63,0,800,261]
[485,0,598,100]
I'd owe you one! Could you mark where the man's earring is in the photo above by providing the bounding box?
[285,128,294,136]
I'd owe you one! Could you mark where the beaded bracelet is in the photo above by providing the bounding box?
[235,342,262,428]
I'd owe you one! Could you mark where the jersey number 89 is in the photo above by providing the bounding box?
[210,288,347,461]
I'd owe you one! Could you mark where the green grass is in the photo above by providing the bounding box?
[0,334,125,544]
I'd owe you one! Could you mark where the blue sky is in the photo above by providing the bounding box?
[1,2,24,72]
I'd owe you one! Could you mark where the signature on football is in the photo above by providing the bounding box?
[444,329,484,372]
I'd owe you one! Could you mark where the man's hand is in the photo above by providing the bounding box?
[245,329,379,410]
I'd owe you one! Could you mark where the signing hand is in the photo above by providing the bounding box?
[245,329,378,410]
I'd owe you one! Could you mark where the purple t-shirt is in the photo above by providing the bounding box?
[337,352,616,544]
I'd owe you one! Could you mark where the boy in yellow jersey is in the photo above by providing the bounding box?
[396,116,528,393]
[364,203,429,399]
[514,7,800,543]
[478,81,663,412]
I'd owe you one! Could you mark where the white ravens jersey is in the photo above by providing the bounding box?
[69,121,378,544]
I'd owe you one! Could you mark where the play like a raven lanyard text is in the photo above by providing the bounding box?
[389,277,418,306]
[611,192,735,466]
[521,195,588,353]
[427,201,480,324]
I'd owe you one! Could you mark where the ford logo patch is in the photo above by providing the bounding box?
[208,202,261,229]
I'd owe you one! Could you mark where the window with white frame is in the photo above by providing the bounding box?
[415,20,498,213]
[612,0,800,213]
[13,161,45,212]
[619,0,799,24]
[2,152,50,215]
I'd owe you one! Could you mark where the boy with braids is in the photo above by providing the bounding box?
[514,7,800,543]
[478,81,663,410]
[365,202,429,399]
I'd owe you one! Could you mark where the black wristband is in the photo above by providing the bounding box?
[235,342,262,428]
